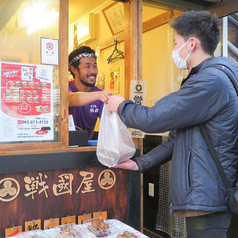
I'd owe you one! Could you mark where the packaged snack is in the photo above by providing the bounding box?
[84,217,115,237]
[117,231,138,238]
[107,219,149,238]
[47,223,84,237]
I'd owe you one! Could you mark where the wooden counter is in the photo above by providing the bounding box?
[0,148,141,237]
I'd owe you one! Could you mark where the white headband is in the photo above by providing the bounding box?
[69,53,97,67]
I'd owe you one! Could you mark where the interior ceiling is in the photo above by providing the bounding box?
[68,0,222,24]
[0,0,224,33]
[69,0,106,25]
[142,0,222,11]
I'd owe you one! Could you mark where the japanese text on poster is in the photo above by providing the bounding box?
[0,61,53,142]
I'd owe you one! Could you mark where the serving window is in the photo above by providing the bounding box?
[0,0,68,153]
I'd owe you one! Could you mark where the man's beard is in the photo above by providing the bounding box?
[80,75,96,87]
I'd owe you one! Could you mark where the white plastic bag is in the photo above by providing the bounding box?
[96,104,136,167]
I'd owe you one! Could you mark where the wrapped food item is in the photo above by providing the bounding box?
[122,231,138,238]
[107,219,149,238]
[47,223,83,237]
[84,217,115,237]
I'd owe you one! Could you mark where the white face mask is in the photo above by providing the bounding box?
[172,39,192,70]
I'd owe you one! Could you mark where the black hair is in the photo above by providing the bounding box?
[170,10,221,55]
[68,46,96,78]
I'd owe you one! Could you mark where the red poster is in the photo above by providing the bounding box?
[0,62,53,142]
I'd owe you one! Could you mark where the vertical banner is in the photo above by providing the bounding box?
[0,61,54,142]
[129,79,147,138]
[109,66,120,93]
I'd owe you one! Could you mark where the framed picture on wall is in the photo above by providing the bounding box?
[102,2,124,35]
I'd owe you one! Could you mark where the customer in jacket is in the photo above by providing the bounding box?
[108,10,238,238]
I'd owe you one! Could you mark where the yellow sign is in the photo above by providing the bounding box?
[25,219,41,231]
[78,214,92,224]
[61,216,76,224]
[93,211,107,219]
[5,226,22,238]
[44,218,59,229]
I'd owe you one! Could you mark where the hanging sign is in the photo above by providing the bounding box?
[0,61,54,142]
[78,214,92,224]
[61,216,76,225]
[44,218,60,229]
[129,79,147,138]
[5,226,22,237]
[25,219,41,231]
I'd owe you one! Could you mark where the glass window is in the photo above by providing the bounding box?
[0,0,61,145]
[215,12,238,66]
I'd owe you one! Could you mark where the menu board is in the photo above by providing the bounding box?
[0,61,54,142]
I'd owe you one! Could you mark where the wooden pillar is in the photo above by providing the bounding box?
[124,0,144,232]
[124,0,143,148]
[124,0,142,100]
[59,0,69,147]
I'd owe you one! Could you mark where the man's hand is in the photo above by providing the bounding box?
[108,95,125,112]
[98,89,113,104]
[113,159,139,170]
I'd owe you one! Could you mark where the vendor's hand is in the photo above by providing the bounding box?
[113,159,139,170]
[99,90,113,104]
[108,95,124,112]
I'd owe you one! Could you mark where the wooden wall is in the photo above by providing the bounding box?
[0,150,141,237]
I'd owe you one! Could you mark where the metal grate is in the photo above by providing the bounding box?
[155,135,187,238]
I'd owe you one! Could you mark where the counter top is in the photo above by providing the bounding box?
[0,148,140,175]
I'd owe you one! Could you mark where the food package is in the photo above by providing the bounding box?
[45,223,85,237]
[83,217,117,237]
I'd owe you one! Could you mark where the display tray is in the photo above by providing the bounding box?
[10,219,149,238]
[44,223,86,237]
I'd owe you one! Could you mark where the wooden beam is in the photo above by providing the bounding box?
[100,10,182,52]
[205,0,238,17]
[143,10,182,33]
